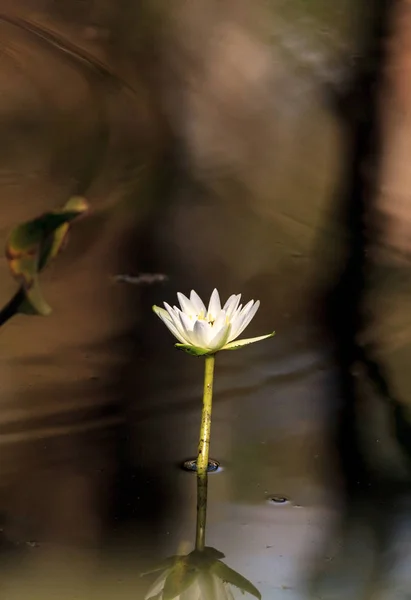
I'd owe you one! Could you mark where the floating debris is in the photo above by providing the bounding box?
[112,273,168,286]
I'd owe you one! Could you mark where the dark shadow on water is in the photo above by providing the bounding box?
[103,142,193,558]
[310,0,411,597]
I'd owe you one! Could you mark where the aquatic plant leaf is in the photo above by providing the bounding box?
[175,344,212,357]
[162,560,198,600]
[38,197,88,271]
[211,562,261,599]
[5,250,51,316]
[21,275,52,316]
[5,196,88,316]
[7,196,88,271]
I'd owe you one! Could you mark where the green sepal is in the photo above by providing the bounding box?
[189,547,225,568]
[175,344,212,357]
[222,331,275,351]
[162,558,198,600]
[211,561,262,599]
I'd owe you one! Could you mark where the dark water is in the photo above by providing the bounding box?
[0,2,410,599]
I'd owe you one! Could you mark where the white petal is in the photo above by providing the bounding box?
[177,292,195,316]
[162,303,190,341]
[164,302,188,339]
[180,580,201,600]
[207,288,221,319]
[229,303,243,323]
[190,290,206,315]
[163,301,179,321]
[163,322,189,344]
[178,311,197,345]
[193,319,212,348]
[198,573,219,599]
[223,294,241,319]
[222,294,236,312]
[210,309,227,337]
[233,300,260,339]
[144,569,170,599]
[222,331,275,350]
[215,577,232,600]
[208,323,231,351]
[153,305,172,322]
[228,300,254,340]
[153,306,188,343]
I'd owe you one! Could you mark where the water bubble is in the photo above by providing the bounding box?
[181,458,221,473]
[267,495,292,506]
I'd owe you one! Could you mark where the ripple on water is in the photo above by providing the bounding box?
[181,458,222,473]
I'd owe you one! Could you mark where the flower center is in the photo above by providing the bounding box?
[196,311,215,326]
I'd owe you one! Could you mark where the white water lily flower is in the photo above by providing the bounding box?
[153,289,274,355]
[142,548,261,600]
[145,569,235,600]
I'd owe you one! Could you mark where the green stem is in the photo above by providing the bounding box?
[195,354,215,552]
[0,288,25,327]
